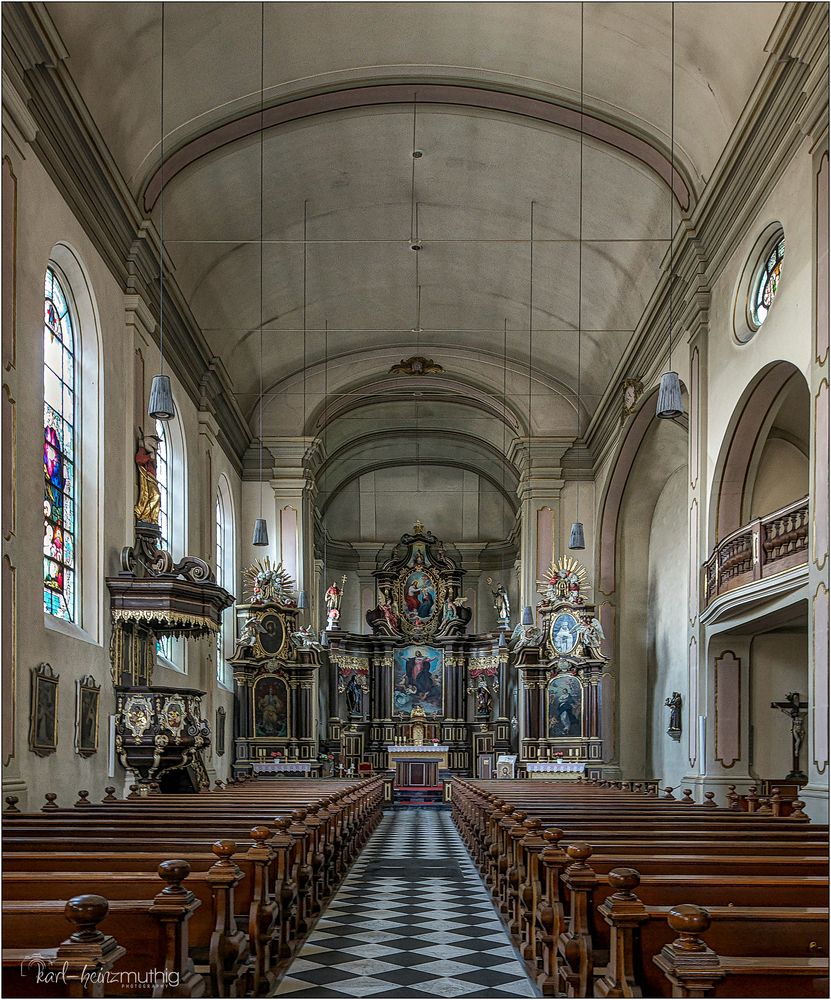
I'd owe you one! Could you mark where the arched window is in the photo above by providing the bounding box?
[215,477,235,688]
[43,267,77,621]
[750,233,785,329]
[155,419,170,552]
[154,410,187,668]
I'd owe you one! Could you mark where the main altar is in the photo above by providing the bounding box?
[228,523,612,780]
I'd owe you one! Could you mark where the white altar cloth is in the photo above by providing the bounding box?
[526,762,585,773]
[386,745,449,753]
[253,761,312,774]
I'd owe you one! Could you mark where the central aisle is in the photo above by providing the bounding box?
[273,808,539,998]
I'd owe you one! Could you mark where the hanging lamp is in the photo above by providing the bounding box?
[568,3,586,550]
[149,2,175,421]
[251,3,269,546]
[522,606,534,626]
[656,3,685,420]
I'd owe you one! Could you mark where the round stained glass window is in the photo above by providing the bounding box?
[750,234,785,329]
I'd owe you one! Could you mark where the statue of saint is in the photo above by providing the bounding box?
[133,430,162,525]
[492,583,510,623]
[665,692,682,734]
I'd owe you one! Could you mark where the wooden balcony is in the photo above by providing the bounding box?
[703,497,809,607]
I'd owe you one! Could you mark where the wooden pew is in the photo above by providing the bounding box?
[2,860,203,997]
[2,894,126,999]
[450,778,830,998]
[652,903,829,998]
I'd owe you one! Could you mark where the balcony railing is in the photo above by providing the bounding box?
[703,496,809,606]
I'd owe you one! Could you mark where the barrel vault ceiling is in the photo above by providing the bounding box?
[46,2,784,510]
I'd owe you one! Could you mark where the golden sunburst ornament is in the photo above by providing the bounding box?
[537,555,588,603]
[243,557,297,605]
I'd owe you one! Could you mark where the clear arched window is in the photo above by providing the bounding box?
[750,234,785,329]
[155,419,170,551]
[215,478,235,688]
[215,491,226,682]
[43,267,77,621]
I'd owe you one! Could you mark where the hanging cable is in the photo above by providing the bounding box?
[569,2,586,549]
[656,1,684,419]
[148,1,175,420]
[252,2,268,544]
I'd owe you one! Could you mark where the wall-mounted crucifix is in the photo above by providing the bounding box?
[770,692,808,782]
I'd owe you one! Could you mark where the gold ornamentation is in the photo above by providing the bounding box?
[133,430,162,525]
[111,608,220,633]
[537,555,588,604]
[243,557,297,605]
[389,356,444,376]
[621,378,644,422]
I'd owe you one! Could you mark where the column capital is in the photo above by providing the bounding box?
[509,437,569,500]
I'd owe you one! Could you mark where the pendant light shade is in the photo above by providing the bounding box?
[498,630,507,649]
[148,374,175,421]
[569,521,586,550]
[522,606,533,626]
[656,370,684,419]
[320,629,329,647]
[298,590,307,610]
[251,518,269,547]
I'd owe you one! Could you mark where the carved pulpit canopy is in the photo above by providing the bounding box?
[366,522,471,640]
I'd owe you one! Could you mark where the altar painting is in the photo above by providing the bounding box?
[547,673,582,738]
[253,675,289,737]
[393,645,443,716]
[402,567,438,631]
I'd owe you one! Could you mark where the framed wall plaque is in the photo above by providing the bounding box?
[30,662,58,757]
[75,674,100,757]
[216,705,226,756]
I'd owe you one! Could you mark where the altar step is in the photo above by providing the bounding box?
[393,784,445,807]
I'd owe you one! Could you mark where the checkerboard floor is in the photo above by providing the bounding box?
[272,808,539,998]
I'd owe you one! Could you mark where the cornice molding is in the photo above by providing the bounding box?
[584,1,827,472]
[2,2,250,473]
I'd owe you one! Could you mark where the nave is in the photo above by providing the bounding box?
[274,809,537,998]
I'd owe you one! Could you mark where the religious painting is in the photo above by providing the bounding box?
[253,675,289,738]
[393,645,443,716]
[30,662,58,757]
[74,674,99,757]
[547,673,583,738]
[255,610,286,658]
[550,612,579,656]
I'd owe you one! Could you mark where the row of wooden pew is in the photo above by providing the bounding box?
[2,776,385,997]
[452,777,829,998]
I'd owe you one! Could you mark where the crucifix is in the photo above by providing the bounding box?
[770,692,808,782]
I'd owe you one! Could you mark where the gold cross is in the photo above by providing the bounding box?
[413,520,425,533]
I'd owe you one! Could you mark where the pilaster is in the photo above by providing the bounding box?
[509,438,570,612]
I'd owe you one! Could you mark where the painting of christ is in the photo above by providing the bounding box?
[393,645,443,716]
[253,676,289,738]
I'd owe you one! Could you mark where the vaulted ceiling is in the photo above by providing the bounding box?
[47,2,784,525]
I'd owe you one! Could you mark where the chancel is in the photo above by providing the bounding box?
[1,2,829,998]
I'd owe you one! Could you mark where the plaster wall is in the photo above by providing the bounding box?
[2,131,238,805]
[749,437,809,519]
[705,142,814,545]
[647,466,689,789]
[749,631,808,780]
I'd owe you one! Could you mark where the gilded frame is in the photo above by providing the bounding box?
[251,673,291,739]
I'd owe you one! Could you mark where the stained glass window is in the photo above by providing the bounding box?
[751,235,785,328]
[43,267,77,621]
[216,492,226,683]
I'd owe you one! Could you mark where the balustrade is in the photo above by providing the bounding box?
[703,497,808,606]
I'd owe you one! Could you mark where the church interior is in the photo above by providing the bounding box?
[1,1,829,997]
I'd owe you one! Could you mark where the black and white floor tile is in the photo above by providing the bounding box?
[273,809,539,998]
